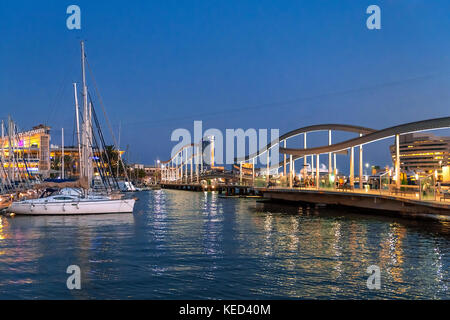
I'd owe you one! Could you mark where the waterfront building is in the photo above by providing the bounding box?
[50,145,125,178]
[390,133,450,181]
[0,124,51,177]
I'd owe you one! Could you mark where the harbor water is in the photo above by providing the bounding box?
[0,190,448,299]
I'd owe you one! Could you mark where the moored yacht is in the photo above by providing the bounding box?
[6,188,135,215]
[6,41,136,215]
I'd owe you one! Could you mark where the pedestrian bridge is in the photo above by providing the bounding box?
[159,116,450,216]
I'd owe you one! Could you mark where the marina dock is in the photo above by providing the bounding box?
[260,187,450,220]
[161,182,259,196]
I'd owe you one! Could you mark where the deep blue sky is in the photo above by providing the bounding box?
[1,0,449,170]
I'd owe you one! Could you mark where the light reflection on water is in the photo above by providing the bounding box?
[0,189,448,299]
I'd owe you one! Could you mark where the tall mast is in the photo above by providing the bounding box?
[88,101,93,185]
[0,120,5,191]
[117,121,121,178]
[73,83,82,176]
[61,127,65,179]
[81,40,90,189]
[8,116,14,181]
[1,120,12,190]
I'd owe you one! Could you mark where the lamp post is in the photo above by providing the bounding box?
[156,160,160,184]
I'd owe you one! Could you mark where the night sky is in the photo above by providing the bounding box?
[1,1,449,172]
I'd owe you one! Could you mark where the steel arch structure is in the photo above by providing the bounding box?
[234,124,376,163]
[281,117,450,157]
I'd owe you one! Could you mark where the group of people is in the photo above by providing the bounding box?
[265,175,354,189]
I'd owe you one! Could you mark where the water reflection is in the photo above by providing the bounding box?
[252,202,449,299]
[0,191,448,299]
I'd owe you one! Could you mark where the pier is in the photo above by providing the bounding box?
[160,117,450,219]
[161,182,259,196]
[260,187,450,220]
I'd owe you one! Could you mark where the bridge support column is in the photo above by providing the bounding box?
[240,161,243,185]
[266,150,270,183]
[190,153,193,183]
[359,140,363,190]
[304,133,307,179]
[180,151,184,182]
[185,149,188,183]
[395,134,401,189]
[178,153,183,183]
[311,153,314,182]
[289,155,293,188]
[328,130,332,176]
[333,153,337,176]
[200,144,203,174]
[211,136,215,167]
[252,158,255,186]
[175,159,178,182]
[196,145,200,183]
[350,147,354,188]
[292,157,295,183]
[316,154,320,189]
[283,140,286,177]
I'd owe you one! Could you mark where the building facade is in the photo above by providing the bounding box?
[390,133,450,174]
[0,124,51,178]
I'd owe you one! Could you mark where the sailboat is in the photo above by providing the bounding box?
[6,41,135,215]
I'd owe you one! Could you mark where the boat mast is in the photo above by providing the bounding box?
[88,101,93,185]
[73,83,82,177]
[1,120,12,191]
[0,120,5,192]
[80,40,91,191]
[61,127,64,179]
[7,116,14,181]
[117,121,121,178]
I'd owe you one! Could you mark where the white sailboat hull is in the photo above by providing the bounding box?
[6,199,135,215]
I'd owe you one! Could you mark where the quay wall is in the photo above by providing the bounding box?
[261,188,450,220]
